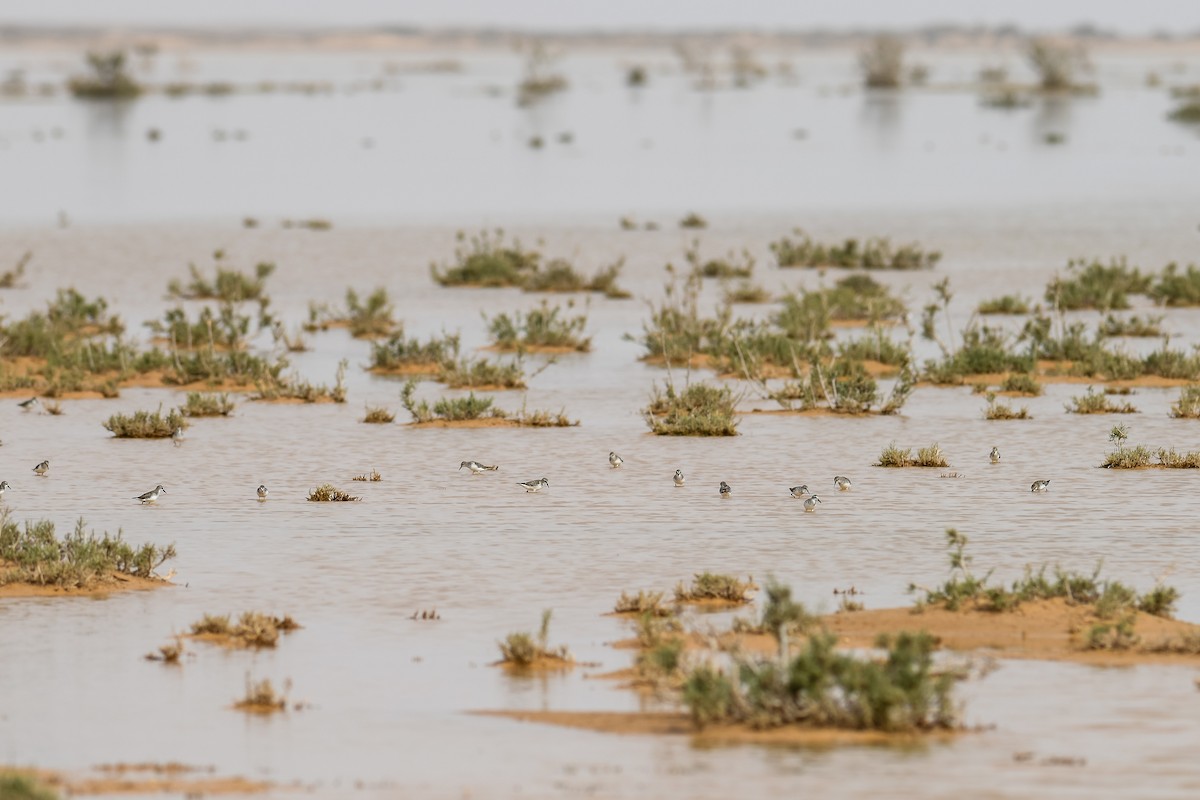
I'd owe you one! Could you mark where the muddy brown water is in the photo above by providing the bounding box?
[1,45,1199,799]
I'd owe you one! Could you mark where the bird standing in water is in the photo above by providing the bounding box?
[990,447,1001,464]
[609,452,624,469]
[833,476,852,491]
[673,470,685,487]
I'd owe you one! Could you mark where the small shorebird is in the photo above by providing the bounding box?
[789,485,810,498]
[803,495,822,512]
[460,460,499,474]
[1030,479,1051,493]
[257,484,269,499]
[990,447,1001,464]
[18,397,39,411]
[134,484,166,504]
[719,481,732,497]
[517,477,549,493]
[32,460,49,477]
[171,426,185,447]
[673,469,685,487]
[833,476,852,491]
[609,451,624,469]
[0,480,10,497]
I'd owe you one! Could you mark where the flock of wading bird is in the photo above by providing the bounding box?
[3,398,1052,508]
[463,447,1053,512]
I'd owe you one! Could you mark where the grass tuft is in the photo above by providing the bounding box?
[613,590,672,617]
[306,484,360,502]
[1066,386,1137,414]
[498,609,572,667]
[102,406,186,438]
[674,573,756,604]
[362,406,396,424]
[643,381,739,436]
[876,442,948,467]
[180,392,236,417]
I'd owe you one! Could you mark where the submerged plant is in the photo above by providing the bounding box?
[180,392,236,417]
[1066,386,1137,415]
[613,590,672,617]
[306,484,360,502]
[643,381,739,436]
[497,609,572,667]
[486,301,591,352]
[103,407,186,438]
[674,573,756,604]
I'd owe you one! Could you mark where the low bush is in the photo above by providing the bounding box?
[674,573,756,604]
[306,484,360,501]
[1066,386,1137,414]
[103,407,186,438]
[498,609,572,667]
[181,392,236,417]
[643,381,739,436]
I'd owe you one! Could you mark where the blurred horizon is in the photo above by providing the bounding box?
[5,0,1200,36]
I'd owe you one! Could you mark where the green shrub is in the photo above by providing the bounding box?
[1066,386,1137,415]
[984,393,1031,420]
[103,406,186,438]
[344,287,396,338]
[613,590,671,616]
[0,512,175,588]
[674,573,755,603]
[431,229,541,287]
[859,35,905,89]
[168,254,274,302]
[1167,101,1200,123]
[1044,257,1151,311]
[643,382,739,436]
[1169,384,1200,419]
[181,392,236,417]
[486,301,591,352]
[498,609,571,666]
[1151,263,1200,305]
[876,441,947,467]
[370,331,460,372]
[1098,314,1163,337]
[770,228,939,270]
[999,373,1041,396]
[976,294,1031,315]
[67,50,142,99]
[306,484,360,501]
[438,357,526,389]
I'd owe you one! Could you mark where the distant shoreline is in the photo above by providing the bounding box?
[2,24,1199,54]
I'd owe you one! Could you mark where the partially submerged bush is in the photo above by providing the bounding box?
[876,442,948,467]
[1150,263,1200,305]
[683,630,958,732]
[438,357,526,389]
[643,381,739,436]
[1169,384,1200,419]
[613,590,672,617]
[1098,314,1163,338]
[1168,101,1200,123]
[497,609,572,667]
[103,407,186,438]
[68,50,142,99]
[1066,386,1137,415]
[0,251,30,289]
[352,469,382,482]
[771,228,939,270]
[859,35,905,89]
[913,529,1178,620]
[983,393,1031,420]
[977,294,1031,315]
[190,611,300,648]
[343,287,397,338]
[674,573,756,604]
[999,373,1041,396]
[362,406,395,424]
[1026,38,1086,92]
[431,229,628,296]
[168,254,274,302]
[369,331,460,373]
[306,484,360,502]
[234,676,290,713]
[1044,258,1150,311]
[679,212,708,229]
[0,512,176,588]
[180,392,235,417]
[486,301,591,352]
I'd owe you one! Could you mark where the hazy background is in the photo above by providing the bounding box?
[5,0,1200,34]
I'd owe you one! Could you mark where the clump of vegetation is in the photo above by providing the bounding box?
[0,512,175,589]
[1169,385,1200,419]
[362,406,395,423]
[234,676,290,713]
[147,303,255,351]
[682,630,957,732]
[306,484,360,502]
[399,380,575,427]
[685,241,754,279]
[999,373,1042,396]
[439,357,526,390]
[1168,101,1200,123]
[168,254,274,302]
[431,229,541,287]
[486,301,591,352]
[613,590,672,617]
[0,773,59,800]
[876,442,948,468]
[190,611,300,648]
[977,294,1031,315]
[369,330,461,374]
[1044,257,1150,311]
[516,42,567,106]
[352,469,382,482]
[1150,263,1200,306]
[770,228,940,270]
[181,392,235,417]
[343,287,397,338]
[103,406,186,438]
[1100,424,1153,469]
[1026,38,1087,92]
[1066,386,1137,415]
[778,274,907,327]
[497,609,572,667]
[1155,448,1200,469]
[68,50,142,99]
[643,381,739,436]
[0,251,30,289]
[983,393,1031,420]
[913,529,1179,621]
[674,573,756,604]
[859,35,905,89]
[679,212,708,229]
[1099,314,1163,338]
[1086,616,1139,651]
[254,360,347,404]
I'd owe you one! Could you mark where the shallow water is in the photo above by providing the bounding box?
[1,43,1200,799]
